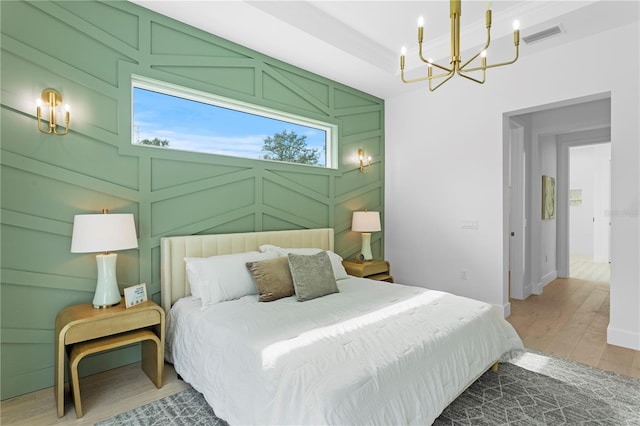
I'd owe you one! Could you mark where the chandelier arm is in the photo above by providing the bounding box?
[485,47,519,69]
[401,72,433,84]
[418,49,453,73]
[459,29,491,71]
[430,69,455,80]
[465,46,518,71]
[429,71,456,92]
[456,68,486,84]
[401,68,453,84]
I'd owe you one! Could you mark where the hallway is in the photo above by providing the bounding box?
[507,275,640,379]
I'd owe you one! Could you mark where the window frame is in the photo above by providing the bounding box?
[131,75,338,169]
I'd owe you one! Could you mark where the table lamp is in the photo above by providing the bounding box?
[71,210,138,308]
[351,211,381,261]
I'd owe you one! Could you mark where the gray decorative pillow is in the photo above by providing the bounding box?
[246,257,294,302]
[288,251,339,302]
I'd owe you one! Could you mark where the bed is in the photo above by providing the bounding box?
[161,228,523,425]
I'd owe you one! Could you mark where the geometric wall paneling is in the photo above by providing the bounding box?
[2,2,137,87]
[268,169,331,198]
[0,0,384,399]
[195,214,258,237]
[151,65,257,98]
[150,157,248,191]
[334,87,381,110]
[150,177,256,236]
[149,21,249,59]
[334,165,383,198]
[262,71,330,117]
[336,108,383,137]
[0,164,137,224]
[268,65,331,108]
[261,179,330,227]
[55,1,140,50]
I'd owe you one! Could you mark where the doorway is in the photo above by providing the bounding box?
[568,143,612,282]
[504,93,611,301]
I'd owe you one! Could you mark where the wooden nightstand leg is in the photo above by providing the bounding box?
[54,344,66,417]
[69,352,84,418]
[141,336,163,388]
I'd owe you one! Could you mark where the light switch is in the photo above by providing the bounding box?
[461,220,479,230]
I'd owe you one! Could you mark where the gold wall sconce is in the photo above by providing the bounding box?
[36,88,70,135]
[358,149,371,172]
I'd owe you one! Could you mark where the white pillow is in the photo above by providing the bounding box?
[184,251,278,307]
[258,245,349,281]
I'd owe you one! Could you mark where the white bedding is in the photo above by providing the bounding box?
[166,277,523,425]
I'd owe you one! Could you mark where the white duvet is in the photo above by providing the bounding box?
[166,278,522,425]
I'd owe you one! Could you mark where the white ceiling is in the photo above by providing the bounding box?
[129,1,638,99]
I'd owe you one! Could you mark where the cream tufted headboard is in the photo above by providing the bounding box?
[160,228,334,313]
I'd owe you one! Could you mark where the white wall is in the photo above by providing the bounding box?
[569,144,613,259]
[385,18,639,350]
[570,145,597,257]
[539,135,557,286]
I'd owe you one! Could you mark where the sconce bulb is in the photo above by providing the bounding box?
[513,20,520,30]
[480,50,487,58]
[417,16,424,28]
[401,46,407,56]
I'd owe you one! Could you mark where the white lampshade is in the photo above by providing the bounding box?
[71,213,138,308]
[351,211,381,233]
[71,214,138,253]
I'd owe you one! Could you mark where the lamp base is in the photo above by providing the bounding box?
[93,253,122,309]
[360,232,373,261]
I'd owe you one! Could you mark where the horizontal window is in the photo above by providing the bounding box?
[132,77,335,168]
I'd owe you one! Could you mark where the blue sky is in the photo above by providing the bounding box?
[133,87,327,166]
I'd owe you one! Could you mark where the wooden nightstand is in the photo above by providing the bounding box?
[54,300,164,418]
[342,259,394,282]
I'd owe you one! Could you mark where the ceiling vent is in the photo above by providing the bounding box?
[523,25,563,44]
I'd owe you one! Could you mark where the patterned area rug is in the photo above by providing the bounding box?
[97,351,640,425]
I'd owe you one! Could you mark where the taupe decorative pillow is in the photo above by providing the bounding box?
[288,251,339,302]
[246,257,294,302]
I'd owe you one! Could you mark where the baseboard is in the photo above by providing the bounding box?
[533,271,558,295]
[541,270,558,287]
[607,326,640,350]
[494,302,511,318]
[532,281,543,295]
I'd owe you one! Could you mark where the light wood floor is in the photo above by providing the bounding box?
[508,277,640,379]
[3,274,639,425]
[0,362,189,425]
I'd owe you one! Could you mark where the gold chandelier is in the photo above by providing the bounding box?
[400,0,520,91]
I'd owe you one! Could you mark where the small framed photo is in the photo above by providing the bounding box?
[124,283,148,308]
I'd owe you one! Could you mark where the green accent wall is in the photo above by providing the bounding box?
[0,0,385,399]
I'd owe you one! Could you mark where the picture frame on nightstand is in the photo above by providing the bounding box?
[124,283,148,308]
